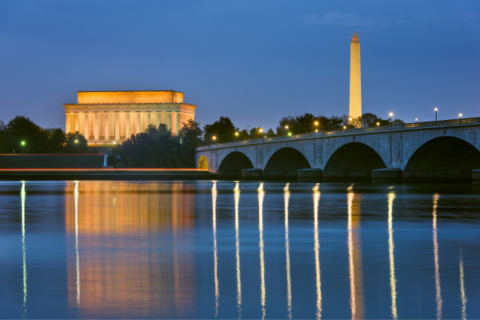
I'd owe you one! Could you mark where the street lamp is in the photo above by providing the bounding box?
[21,141,26,146]
[113,141,116,145]
[348,116,353,123]
[212,136,217,141]
[376,122,380,126]
[459,113,463,119]
[259,128,263,133]
[315,129,318,133]
[75,139,78,143]
[389,113,393,124]
[434,108,438,121]
[235,132,239,136]
[314,121,319,126]
[285,125,289,130]
[343,126,347,130]
[288,132,292,137]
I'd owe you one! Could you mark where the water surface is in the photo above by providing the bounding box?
[0,180,478,319]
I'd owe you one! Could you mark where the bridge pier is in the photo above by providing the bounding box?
[298,168,323,181]
[372,168,403,182]
[473,170,480,184]
[242,168,263,180]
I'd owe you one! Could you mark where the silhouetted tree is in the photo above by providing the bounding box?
[179,119,203,167]
[203,116,237,144]
[5,116,49,153]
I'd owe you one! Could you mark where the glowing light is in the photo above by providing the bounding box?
[212,182,219,317]
[313,184,322,319]
[288,132,292,137]
[343,126,347,129]
[284,183,292,319]
[459,113,463,119]
[376,122,380,126]
[21,141,26,146]
[348,117,353,122]
[21,181,27,318]
[314,121,319,126]
[113,141,116,145]
[259,128,263,133]
[258,183,266,319]
[234,183,242,318]
[235,132,239,136]
[212,136,217,140]
[435,108,438,112]
[285,125,289,129]
[388,192,398,320]
[389,112,393,118]
[75,140,78,143]
[315,129,318,133]
[433,194,442,320]
[415,118,418,122]
[459,252,467,320]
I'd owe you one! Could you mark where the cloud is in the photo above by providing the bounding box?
[294,12,392,28]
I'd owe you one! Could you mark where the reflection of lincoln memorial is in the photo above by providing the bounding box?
[65,182,196,318]
[64,90,196,145]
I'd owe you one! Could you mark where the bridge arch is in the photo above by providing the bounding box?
[403,136,480,182]
[324,142,387,180]
[264,147,311,179]
[217,151,254,179]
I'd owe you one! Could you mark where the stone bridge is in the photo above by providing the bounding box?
[195,118,480,182]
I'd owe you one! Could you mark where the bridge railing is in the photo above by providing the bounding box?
[196,117,480,151]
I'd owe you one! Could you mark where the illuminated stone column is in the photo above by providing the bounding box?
[146,112,151,129]
[125,112,131,138]
[66,113,71,133]
[79,113,85,136]
[119,112,126,139]
[171,111,178,135]
[88,112,94,139]
[74,113,79,133]
[349,31,362,120]
[84,113,89,139]
[136,112,142,134]
[104,112,110,141]
[156,112,161,129]
[115,112,120,140]
[94,112,99,140]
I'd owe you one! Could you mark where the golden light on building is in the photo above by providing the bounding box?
[349,32,362,120]
[64,91,196,145]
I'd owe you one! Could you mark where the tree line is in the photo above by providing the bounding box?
[0,116,88,153]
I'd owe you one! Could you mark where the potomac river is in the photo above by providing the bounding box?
[0,180,478,319]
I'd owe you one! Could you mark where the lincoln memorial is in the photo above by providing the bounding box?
[64,90,196,145]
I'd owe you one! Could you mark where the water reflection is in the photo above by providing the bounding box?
[459,252,467,320]
[234,182,242,318]
[65,182,196,318]
[212,181,219,317]
[432,193,442,320]
[313,184,322,319]
[284,183,292,319]
[347,191,364,320]
[74,181,81,314]
[388,192,398,320]
[258,183,266,320]
[21,181,27,319]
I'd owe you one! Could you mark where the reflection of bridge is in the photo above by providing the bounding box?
[196,118,480,182]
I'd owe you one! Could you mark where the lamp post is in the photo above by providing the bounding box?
[459,113,462,123]
[376,122,380,126]
[212,136,217,143]
[415,118,418,127]
[434,108,438,121]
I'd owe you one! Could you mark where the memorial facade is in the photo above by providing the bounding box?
[64,90,196,145]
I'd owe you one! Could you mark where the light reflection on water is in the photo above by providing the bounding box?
[0,180,478,319]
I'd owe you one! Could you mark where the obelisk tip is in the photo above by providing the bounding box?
[351,31,359,43]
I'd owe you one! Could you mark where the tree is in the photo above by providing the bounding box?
[64,132,89,153]
[6,116,49,153]
[45,128,66,152]
[179,119,203,167]
[203,116,237,144]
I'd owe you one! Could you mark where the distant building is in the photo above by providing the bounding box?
[64,90,196,145]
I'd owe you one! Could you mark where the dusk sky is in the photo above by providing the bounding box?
[1,0,479,131]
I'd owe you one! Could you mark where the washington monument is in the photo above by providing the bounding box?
[349,31,362,120]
